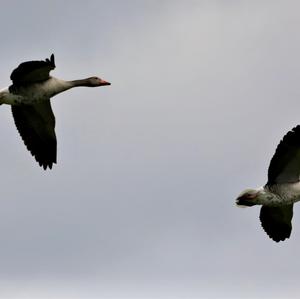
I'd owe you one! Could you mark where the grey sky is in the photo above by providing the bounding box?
[0,1,300,298]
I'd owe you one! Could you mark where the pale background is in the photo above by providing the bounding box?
[0,1,299,298]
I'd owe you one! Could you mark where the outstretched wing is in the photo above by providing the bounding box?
[260,205,293,242]
[267,125,300,185]
[11,100,57,169]
[10,54,55,85]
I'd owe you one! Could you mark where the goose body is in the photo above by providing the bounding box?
[0,78,72,105]
[0,54,110,169]
[236,125,300,242]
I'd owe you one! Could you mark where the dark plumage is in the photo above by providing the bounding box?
[260,205,293,242]
[12,101,56,169]
[267,125,300,185]
[10,54,55,85]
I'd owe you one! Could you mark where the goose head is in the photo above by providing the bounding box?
[236,188,261,207]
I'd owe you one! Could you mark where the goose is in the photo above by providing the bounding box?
[0,54,110,169]
[236,125,300,242]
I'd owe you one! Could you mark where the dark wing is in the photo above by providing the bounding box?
[267,125,300,185]
[10,54,55,85]
[11,100,57,170]
[260,205,293,242]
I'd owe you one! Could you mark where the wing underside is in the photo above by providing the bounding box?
[11,100,57,169]
[260,205,293,242]
[267,125,300,185]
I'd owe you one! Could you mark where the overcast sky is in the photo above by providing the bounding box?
[1,1,300,298]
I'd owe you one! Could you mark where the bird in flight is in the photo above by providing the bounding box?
[0,54,110,169]
[236,125,300,242]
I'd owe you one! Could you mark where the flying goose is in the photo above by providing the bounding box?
[236,125,300,242]
[0,54,110,169]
